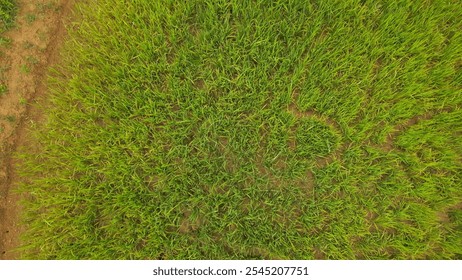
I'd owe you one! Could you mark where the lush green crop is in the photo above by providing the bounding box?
[20,0,462,259]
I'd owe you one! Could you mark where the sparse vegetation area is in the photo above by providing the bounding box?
[19,0,462,259]
[0,0,15,97]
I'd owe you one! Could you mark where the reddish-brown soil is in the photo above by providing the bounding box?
[0,0,72,259]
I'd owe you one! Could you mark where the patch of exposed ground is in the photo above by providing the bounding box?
[0,0,73,259]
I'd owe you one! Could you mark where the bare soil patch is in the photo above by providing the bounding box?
[0,0,72,259]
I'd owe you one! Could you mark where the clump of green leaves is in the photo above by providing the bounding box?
[0,83,7,96]
[25,13,36,25]
[0,0,16,33]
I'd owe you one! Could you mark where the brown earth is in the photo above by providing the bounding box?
[0,0,72,259]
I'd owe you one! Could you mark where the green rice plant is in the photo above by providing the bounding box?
[19,0,462,260]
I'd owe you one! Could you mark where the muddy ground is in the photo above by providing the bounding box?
[0,0,72,259]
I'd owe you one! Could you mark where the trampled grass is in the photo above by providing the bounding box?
[19,0,462,259]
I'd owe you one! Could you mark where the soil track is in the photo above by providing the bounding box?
[0,0,72,259]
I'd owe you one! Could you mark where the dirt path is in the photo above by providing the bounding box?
[0,0,72,259]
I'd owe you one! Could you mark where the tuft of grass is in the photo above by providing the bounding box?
[19,0,462,260]
[19,96,27,105]
[19,64,30,74]
[36,2,57,14]
[0,36,11,46]
[26,55,39,66]
[25,13,36,25]
[22,41,34,49]
[0,0,16,33]
[0,83,7,96]
[5,114,15,122]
